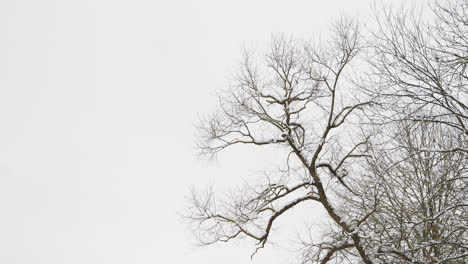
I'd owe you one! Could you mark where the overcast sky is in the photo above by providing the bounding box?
[0,0,417,263]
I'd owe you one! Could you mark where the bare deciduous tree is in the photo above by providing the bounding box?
[189,18,377,263]
[187,1,467,263]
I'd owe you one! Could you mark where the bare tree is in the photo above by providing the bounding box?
[188,18,378,263]
[187,1,468,263]
[347,1,468,262]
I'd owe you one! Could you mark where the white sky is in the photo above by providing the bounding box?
[0,0,418,263]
